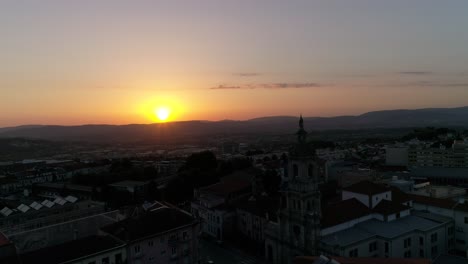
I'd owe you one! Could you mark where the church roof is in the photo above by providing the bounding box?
[343,181,389,196]
[321,198,370,228]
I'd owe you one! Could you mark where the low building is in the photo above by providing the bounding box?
[33,182,98,200]
[191,171,252,241]
[101,204,199,264]
[0,197,121,253]
[108,180,149,197]
[236,196,280,253]
[19,235,126,264]
[294,255,431,264]
[409,194,468,254]
[320,181,454,260]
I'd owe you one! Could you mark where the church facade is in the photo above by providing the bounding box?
[264,116,322,264]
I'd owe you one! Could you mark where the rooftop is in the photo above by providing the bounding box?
[409,193,468,212]
[108,180,148,188]
[373,200,410,216]
[101,207,196,242]
[322,215,450,247]
[20,235,123,264]
[343,181,390,196]
[294,256,431,264]
[321,198,370,228]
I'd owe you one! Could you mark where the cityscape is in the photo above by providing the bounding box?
[1,1,468,264]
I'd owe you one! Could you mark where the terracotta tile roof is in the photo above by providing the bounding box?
[200,178,251,197]
[294,256,431,264]
[20,235,123,264]
[389,186,412,204]
[373,200,410,216]
[343,181,389,196]
[321,198,370,228]
[408,193,468,212]
[101,207,196,242]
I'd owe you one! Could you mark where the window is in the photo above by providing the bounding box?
[293,225,301,237]
[161,250,166,255]
[134,245,141,254]
[396,213,401,219]
[102,257,110,264]
[384,242,389,253]
[183,231,188,240]
[369,241,377,252]
[449,238,454,247]
[419,250,424,258]
[419,237,424,246]
[160,236,165,243]
[431,246,438,256]
[172,247,177,255]
[404,238,411,248]
[148,240,154,246]
[448,226,454,235]
[308,164,313,177]
[349,248,358,257]
[115,253,122,264]
[404,250,411,258]
[431,233,438,243]
[464,217,468,224]
[293,164,299,177]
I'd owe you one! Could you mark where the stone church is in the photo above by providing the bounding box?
[264,116,323,264]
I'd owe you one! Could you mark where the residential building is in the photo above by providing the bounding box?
[191,170,252,241]
[19,235,126,264]
[408,140,468,168]
[101,204,199,264]
[294,255,431,264]
[236,196,280,253]
[320,181,454,260]
[409,194,468,254]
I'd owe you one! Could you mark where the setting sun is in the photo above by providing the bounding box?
[155,107,171,122]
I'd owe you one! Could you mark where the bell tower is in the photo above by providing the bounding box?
[278,116,321,262]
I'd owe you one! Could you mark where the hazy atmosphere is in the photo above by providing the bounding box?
[1,0,468,127]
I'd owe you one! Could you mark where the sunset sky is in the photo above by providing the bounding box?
[1,1,468,127]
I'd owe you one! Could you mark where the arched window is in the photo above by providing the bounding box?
[293,164,299,177]
[308,164,314,177]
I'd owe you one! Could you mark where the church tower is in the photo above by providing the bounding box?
[278,115,321,262]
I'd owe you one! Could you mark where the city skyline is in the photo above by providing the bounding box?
[1,0,468,127]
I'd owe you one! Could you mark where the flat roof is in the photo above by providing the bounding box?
[20,235,123,264]
[322,215,449,247]
[108,180,147,187]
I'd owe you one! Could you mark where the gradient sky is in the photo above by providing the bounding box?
[1,0,468,127]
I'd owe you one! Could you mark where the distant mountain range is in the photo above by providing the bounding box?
[1,106,468,143]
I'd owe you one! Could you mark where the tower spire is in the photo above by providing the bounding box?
[297,115,307,143]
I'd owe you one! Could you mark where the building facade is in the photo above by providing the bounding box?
[264,116,322,264]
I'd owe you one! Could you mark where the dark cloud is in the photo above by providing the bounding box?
[398,71,433,75]
[210,82,323,90]
[233,72,261,77]
[410,81,468,88]
[210,85,242,90]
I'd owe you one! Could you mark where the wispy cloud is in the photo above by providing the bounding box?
[233,72,262,77]
[210,82,323,90]
[211,85,242,90]
[410,81,468,88]
[398,71,433,75]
